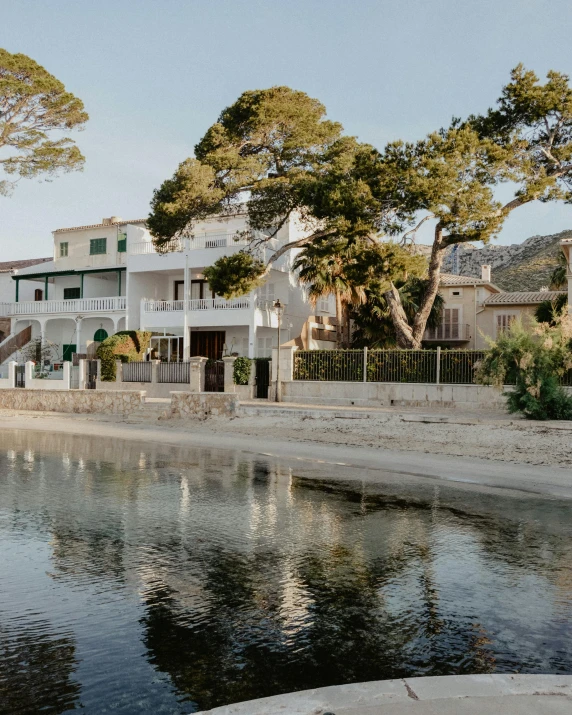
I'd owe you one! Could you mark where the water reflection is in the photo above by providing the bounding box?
[0,430,571,713]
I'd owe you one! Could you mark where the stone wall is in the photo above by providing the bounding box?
[0,388,145,414]
[280,381,513,410]
[170,392,239,418]
[96,380,181,399]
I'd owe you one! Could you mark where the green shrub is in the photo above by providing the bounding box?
[233,356,252,385]
[476,317,572,420]
[96,330,152,381]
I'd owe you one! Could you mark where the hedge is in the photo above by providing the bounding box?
[96,331,152,381]
[233,357,252,385]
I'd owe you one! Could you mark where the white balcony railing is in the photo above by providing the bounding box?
[143,297,253,312]
[130,233,251,255]
[7,297,126,316]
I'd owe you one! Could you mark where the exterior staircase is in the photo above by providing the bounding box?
[124,397,171,424]
[0,326,32,364]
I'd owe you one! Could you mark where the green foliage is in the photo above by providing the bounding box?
[476,317,572,420]
[233,357,252,385]
[0,48,88,196]
[203,253,266,298]
[148,68,572,347]
[351,277,444,348]
[96,331,152,381]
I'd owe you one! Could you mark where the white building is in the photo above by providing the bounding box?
[0,213,334,362]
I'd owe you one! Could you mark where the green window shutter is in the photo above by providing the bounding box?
[117,234,127,253]
[60,242,69,257]
[94,328,108,342]
[90,237,107,255]
[63,287,81,300]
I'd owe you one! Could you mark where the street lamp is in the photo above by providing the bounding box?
[273,299,284,402]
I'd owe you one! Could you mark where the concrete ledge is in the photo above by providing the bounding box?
[196,674,572,714]
[0,388,145,414]
[170,391,239,418]
[281,382,512,409]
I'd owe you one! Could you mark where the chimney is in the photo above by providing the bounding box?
[102,216,122,225]
[481,265,491,282]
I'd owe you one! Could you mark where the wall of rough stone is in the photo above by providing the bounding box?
[279,381,514,410]
[96,380,184,399]
[0,388,145,414]
[170,392,239,418]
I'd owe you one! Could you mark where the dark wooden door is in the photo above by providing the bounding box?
[190,331,225,360]
[255,358,271,398]
[86,360,98,389]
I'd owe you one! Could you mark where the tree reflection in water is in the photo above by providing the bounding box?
[1,431,572,713]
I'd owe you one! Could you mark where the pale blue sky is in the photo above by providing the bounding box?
[1,0,571,260]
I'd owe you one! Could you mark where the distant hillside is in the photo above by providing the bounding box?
[438,229,572,291]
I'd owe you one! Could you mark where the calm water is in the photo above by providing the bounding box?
[1,431,572,714]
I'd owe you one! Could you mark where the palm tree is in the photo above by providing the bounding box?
[351,278,445,348]
[294,239,366,347]
[550,250,568,290]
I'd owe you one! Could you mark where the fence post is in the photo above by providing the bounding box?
[222,356,237,393]
[115,360,123,383]
[363,346,368,382]
[78,359,86,390]
[62,361,72,389]
[25,361,35,388]
[151,360,160,384]
[189,356,207,392]
[8,360,16,388]
[436,346,441,385]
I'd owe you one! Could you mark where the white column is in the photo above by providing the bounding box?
[75,318,83,354]
[183,239,190,359]
[25,361,34,387]
[248,320,256,359]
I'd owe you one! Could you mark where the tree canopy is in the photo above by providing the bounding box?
[0,48,88,196]
[148,67,572,348]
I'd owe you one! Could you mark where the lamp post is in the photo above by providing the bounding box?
[273,299,284,402]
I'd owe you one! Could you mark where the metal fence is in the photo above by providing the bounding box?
[293,348,490,385]
[157,362,190,383]
[122,361,152,383]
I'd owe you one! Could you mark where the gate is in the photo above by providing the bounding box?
[15,364,25,388]
[86,360,98,389]
[255,358,271,399]
[204,360,224,392]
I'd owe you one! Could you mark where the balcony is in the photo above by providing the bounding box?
[140,296,280,329]
[423,323,470,341]
[129,233,252,255]
[6,297,126,317]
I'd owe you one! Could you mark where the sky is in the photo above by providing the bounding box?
[1,0,572,260]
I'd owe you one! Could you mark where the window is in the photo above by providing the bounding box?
[258,282,275,306]
[90,237,107,255]
[117,233,127,253]
[257,336,275,358]
[318,295,331,313]
[442,308,460,339]
[60,242,68,257]
[450,288,463,297]
[496,313,518,336]
[63,287,81,300]
[34,289,43,301]
[94,328,108,342]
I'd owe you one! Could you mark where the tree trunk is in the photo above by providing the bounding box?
[384,222,447,349]
[335,291,343,349]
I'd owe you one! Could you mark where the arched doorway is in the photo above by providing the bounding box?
[93,328,108,342]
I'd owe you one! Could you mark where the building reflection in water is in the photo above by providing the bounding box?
[0,429,571,713]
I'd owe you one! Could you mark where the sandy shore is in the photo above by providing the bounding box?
[1,405,572,498]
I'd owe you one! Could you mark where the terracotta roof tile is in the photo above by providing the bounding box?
[0,257,52,273]
[484,290,567,305]
[53,218,147,233]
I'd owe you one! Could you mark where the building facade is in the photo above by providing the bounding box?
[0,213,334,362]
